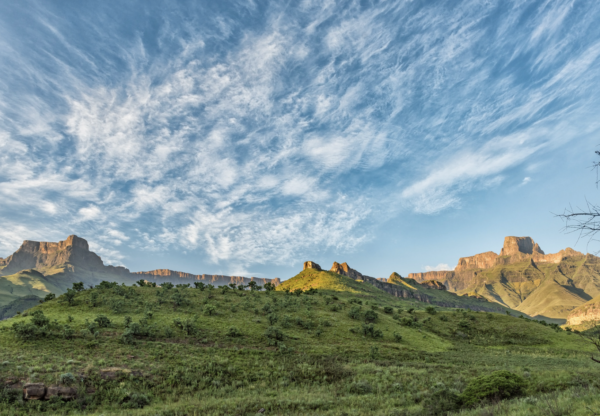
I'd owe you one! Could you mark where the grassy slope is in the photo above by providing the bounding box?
[0,279,597,415]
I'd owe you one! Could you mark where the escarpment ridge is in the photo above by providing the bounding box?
[409,236,599,321]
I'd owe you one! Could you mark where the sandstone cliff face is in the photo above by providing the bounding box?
[500,236,544,256]
[132,269,280,287]
[455,252,498,271]
[0,235,130,276]
[303,261,322,271]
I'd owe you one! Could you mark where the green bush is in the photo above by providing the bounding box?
[59,372,76,386]
[348,306,362,320]
[31,310,50,327]
[43,293,56,302]
[122,393,151,409]
[349,380,373,395]
[264,327,285,344]
[204,304,216,316]
[161,282,174,289]
[459,370,527,407]
[364,310,378,323]
[227,326,242,337]
[0,385,21,405]
[361,323,383,338]
[425,306,437,315]
[393,332,402,342]
[383,306,393,314]
[194,282,206,290]
[422,384,460,414]
[72,282,85,292]
[94,315,111,328]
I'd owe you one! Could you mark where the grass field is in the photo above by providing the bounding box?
[0,272,598,415]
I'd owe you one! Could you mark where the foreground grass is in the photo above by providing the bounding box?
[0,281,598,415]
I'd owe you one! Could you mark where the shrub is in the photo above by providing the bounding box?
[264,282,276,292]
[364,310,378,323]
[400,317,414,327]
[194,282,206,290]
[173,318,197,336]
[407,308,415,314]
[72,282,85,292]
[43,293,56,302]
[293,288,303,296]
[330,304,341,312]
[383,306,393,314]
[268,313,278,326]
[425,306,437,315]
[369,345,379,359]
[63,325,74,340]
[12,322,47,341]
[459,370,527,407]
[124,316,132,327]
[393,332,402,342]
[98,281,118,289]
[89,291,100,307]
[136,280,147,287]
[94,315,111,328]
[161,282,174,290]
[122,393,151,409]
[264,327,285,344]
[348,306,362,320]
[361,323,383,338]
[0,384,21,405]
[227,326,242,337]
[349,380,373,395]
[59,372,76,386]
[349,298,363,305]
[64,289,77,306]
[458,320,470,329]
[31,310,49,327]
[440,315,449,322]
[204,304,216,316]
[176,283,190,288]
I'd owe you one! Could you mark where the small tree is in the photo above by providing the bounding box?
[161,282,174,290]
[228,283,237,290]
[194,282,206,291]
[44,293,56,302]
[136,280,147,287]
[264,282,276,292]
[64,289,76,306]
[248,281,258,291]
[72,282,85,292]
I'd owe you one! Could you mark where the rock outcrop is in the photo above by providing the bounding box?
[133,269,280,287]
[303,261,322,271]
[567,296,600,326]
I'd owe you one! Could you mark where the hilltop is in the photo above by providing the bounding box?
[410,236,600,322]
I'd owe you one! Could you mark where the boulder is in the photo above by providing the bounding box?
[303,261,322,271]
[23,383,46,400]
[46,386,77,400]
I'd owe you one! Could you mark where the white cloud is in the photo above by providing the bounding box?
[425,263,452,272]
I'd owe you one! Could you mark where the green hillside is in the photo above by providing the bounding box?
[283,269,520,314]
[1,278,599,415]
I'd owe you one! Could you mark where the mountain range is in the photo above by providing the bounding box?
[410,236,600,323]
[2,234,600,325]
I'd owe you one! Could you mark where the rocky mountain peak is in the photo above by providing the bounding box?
[0,235,110,276]
[500,236,544,256]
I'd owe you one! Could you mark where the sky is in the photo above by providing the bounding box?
[1,0,600,280]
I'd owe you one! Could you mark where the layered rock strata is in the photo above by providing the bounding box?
[133,269,280,287]
[0,235,130,276]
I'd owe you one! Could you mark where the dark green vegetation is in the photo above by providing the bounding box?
[1,270,599,416]
[0,296,41,321]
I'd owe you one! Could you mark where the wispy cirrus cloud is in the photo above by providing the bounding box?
[0,0,599,272]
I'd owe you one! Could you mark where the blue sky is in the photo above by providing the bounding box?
[1,0,600,280]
